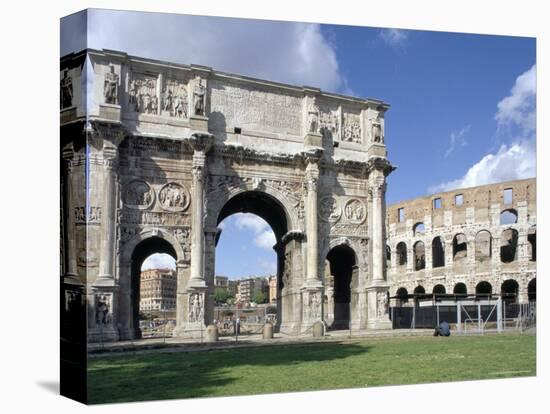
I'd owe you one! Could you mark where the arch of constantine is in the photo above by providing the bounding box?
[60,49,395,342]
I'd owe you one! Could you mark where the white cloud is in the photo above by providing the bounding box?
[254,230,277,250]
[429,65,536,194]
[234,213,268,234]
[217,220,227,230]
[445,125,470,158]
[429,139,536,193]
[495,64,536,134]
[84,9,344,92]
[141,253,176,271]
[233,213,276,251]
[378,28,408,48]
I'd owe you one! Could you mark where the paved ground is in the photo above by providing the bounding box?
[88,328,440,356]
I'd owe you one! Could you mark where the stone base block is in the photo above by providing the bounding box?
[88,327,119,343]
[173,322,207,339]
[99,104,121,121]
[304,132,322,147]
[366,318,393,330]
[190,115,209,132]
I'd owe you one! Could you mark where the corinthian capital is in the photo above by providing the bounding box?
[189,132,214,153]
[303,147,324,165]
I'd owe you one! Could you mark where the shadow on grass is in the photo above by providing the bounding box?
[88,341,369,404]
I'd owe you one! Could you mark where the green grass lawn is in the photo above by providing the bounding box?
[88,333,535,404]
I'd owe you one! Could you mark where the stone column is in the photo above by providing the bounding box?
[88,125,122,342]
[366,164,392,330]
[302,148,324,331]
[305,157,322,287]
[62,154,78,280]
[188,133,213,288]
[97,156,117,282]
[371,179,386,282]
[180,132,213,338]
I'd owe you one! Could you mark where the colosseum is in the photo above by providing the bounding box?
[386,178,536,305]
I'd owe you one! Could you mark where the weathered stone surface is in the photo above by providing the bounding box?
[262,322,274,339]
[312,321,325,337]
[205,324,219,343]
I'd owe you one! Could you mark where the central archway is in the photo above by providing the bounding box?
[215,190,290,331]
[326,244,357,330]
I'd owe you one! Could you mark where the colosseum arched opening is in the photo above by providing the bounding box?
[432,236,445,268]
[453,282,468,297]
[500,228,519,263]
[453,233,467,262]
[475,230,492,262]
[396,242,407,266]
[475,281,492,299]
[501,279,519,303]
[413,241,425,271]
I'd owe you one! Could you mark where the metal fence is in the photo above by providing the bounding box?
[390,300,536,333]
[213,305,276,339]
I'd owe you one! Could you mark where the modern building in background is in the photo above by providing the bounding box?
[268,276,278,303]
[139,269,177,311]
[236,277,269,303]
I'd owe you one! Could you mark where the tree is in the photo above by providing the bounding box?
[252,291,267,304]
[214,288,234,304]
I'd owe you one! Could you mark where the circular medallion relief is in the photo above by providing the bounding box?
[158,182,190,212]
[319,196,341,222]
[123,180,154,210]
[344,198,366,224]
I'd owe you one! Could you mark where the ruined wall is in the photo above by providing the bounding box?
[386,178,536,303]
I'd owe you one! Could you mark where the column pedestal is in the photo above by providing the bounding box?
[366,282,392,330]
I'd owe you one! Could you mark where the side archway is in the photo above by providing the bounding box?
[118,229,185,340]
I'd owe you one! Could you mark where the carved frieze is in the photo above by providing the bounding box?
[174,227,191,245]
[123,180,154,210]
[119,210,189,226]
[377,291,389,318]
[162,78,188,118]
[209,80,302,135]
[188,292,204,323]
[319,108,340,141]
[77,249,98,267]
[119,225,140,243]
[329,223,369,237]
[74,206,102,224]
[344,199,366,224]
[64,289,81,313]
[129,72,158,114]
[319,196,341,222]
[159,182,190,212]
[95,293,112,326]
[342,111,362,143]
[308,291,322,320]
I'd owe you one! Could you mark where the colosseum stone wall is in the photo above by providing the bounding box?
[386,178,536,304]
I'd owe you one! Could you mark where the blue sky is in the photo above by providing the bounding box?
[62,10,536,278]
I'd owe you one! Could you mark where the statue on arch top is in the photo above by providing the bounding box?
[103,64,119,105]
[193,77,206,116]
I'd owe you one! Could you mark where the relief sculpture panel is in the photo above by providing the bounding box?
[129,72,158,114]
